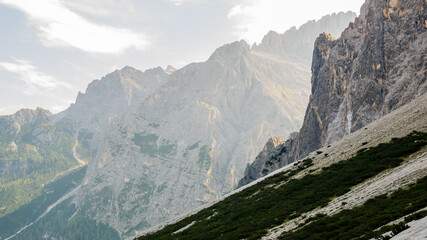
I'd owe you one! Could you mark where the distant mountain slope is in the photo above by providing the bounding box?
[0,108,79,218]
[63,66,169,125]
[239,0,427,187]
[59,66,170,152]
[137,88,427,240]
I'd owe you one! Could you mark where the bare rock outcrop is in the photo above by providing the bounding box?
[237,134,296,188]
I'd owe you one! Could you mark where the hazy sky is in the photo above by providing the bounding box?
[0,0,364,115]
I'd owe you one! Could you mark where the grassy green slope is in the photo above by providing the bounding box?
[0,167,86,239]
[0,118,84,218]
[137,131,427,240]
[0,165,121,240]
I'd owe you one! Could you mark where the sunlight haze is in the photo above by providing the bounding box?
[0,0,364,115]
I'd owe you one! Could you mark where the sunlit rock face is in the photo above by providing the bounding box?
[239,0,427,187]
[60,66,170,152]
[78,40,311,237]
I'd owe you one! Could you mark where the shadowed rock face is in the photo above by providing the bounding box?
[239,0,427,187]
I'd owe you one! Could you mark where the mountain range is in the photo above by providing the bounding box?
[2,0,426,237]
[1,0,426,238]
[0,12,356,239]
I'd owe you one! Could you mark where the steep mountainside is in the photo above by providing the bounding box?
[137,92,427,240]
[239,0,427,187]
[59,66,170,151]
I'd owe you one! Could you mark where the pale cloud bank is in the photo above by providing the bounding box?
[0,0,149,54]
[0,58,74,113]
[166,0,206,6]
[0,58,72,95]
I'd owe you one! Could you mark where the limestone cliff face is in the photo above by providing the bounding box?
[239,0,427,187]
[60,66,169,151]
[65,66,168,124]
[77,39,311,237]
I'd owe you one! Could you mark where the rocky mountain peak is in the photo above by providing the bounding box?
[165,65,176,75]
[65,65,169,120]
[317,32,336,42]
[258,30,282,49]
[59,64,170,154]
[265,136,285,151]
[11,107,52,126]
[119,65,138,73]
[208,40,250,62]
[143,66,166,75]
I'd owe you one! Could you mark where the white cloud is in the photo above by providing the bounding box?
[0,58,73,95]
[166,0,205,6]
[62,0,135,18]
[51,104,70,113]
[228,5,242,18]
[228,0,364,44]
[0,0,149,54]
[168,0,186,6]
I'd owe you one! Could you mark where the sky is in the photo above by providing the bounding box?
[0,0,364,115]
